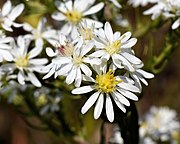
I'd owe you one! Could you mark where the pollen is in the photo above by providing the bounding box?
[73,55,82,65]
[105,40,121,55]
[15,55,29,68]
[96,69,122,93]
[65,9,82,24]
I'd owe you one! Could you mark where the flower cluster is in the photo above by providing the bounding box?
[143,0,180,29]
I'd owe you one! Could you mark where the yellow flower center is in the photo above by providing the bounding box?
[79,27,93,40]
[65,9,82,24]
[34,30,42,40]
[15,55,29,68]
[73,55,82,65]
[96,69,122,93]
[105,40,121,55]
[57,42,74,57]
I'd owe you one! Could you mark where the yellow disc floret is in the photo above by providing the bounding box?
[96,69,122,93]
[15,55,29,68]
[105,40,121,55]
[73,55,82,66]
[65,9,82,24]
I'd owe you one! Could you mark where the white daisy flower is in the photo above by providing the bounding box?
[128,63,154,91]
[0,33,13,62]
[72,64,140,122]
[43,34,101,87]
[128,0,157,7]
[0,0,24,32]
[1,36,48,87]
[143,0,180,29]
[90,22,142,72]
[23,17,58,47]
[52,0,104,37]
[140,106,180,143]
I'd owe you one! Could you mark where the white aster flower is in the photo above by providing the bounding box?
[128,63,154,91]
[140,106,180,143]
[23,17,58,47]
[143,0,180,29]
[0,33,13,62]
[91,22,141,72]
[0,0,24,32]
[52,0,104,37]
[1,36,48,87]
[72,64,140,122]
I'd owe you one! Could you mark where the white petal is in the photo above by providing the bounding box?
[94,93,104,119]
[118,89,138,101]
[105,22,113,42]
[2,0,12,16]
[113,32,121,41]
[57,63,73,76]
[51,12,66,21]
[80,64,92,76]
[23,23,33,32]
[60,23,72,35]
[112,93,126,113]
[75,67,82,87]
[17,71,25,85]
[0,50,13,61]
[37,17,46,32]
[83,57,102,65]
[29,58,48,65]
[121,38,137,49]
[106,96,114,122]
[120,32,131,43]
[46,47,57,57]
[112,55,123,69]
[65,66,77,85]
[27,72,41,87]
[72,85,95,94]
[81,91,100,114]
[54,1,67,13]
[2,23,13,32]
[83,2,104,16]
[121,52,141,64]
[172,18,180,30]
[136,69,154,79]
[118,82,140,93]
[8,4,24,21]
[82,75,95,82]
[81,41,94,56]
[29,46,43,59]
[43,66,56,79]
[89,50,106,57]
[84,18,103,28]
[112,91,130,106]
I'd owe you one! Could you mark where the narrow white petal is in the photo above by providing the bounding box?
[106,96,114,122]
[43,66,56,79]
[82,75,95,82]
[80,64,92,76]
[172,18,180,30]
[130,73,142,92]
[2,0,12,16]
[37,17,46,32]
[84,18,103,28]
[89,50,106,57]
[65,66,77,85]
[136,69,154,79]
[112,91,130,106]
[0,50,13,61]
[113,32,121,41]
[94,93,104,119]
[29,46,43,59]
[112,55,123,69]
[118,89,138,101]
[46,47,57,57]
[52,12,66,21]
[54,1,67,13]
[105,22,113,42]
[83,57,102,65]
[75,67,82,87]
[28,72,41,87]
[29,58,48,65]
[112,93,126,113]
[23,23,33,32]
[72,85,95,94]
[83,3,104,16]
[81,41,94,56]
[121,38,137,49]
[17,71,25,85]
[120,32,131,43]
[8,4,24,21]
[81,91,100,114]
[57,63,73,76]
[121,52,141,64]
[117,82,140,93]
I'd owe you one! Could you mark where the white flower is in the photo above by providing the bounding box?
[1,36,48,87]
[23,17,58,47]
[43,34,101,87]
[128,0,157,7]
[128,63,154,91]
[140,106,180,143]
[109,126,124,144]
[52,0,104,37]
[72,64,140,122]
[143,0,180,29]
[90,22,141,72]
[0,0,24,31]
[0,33,13,62]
